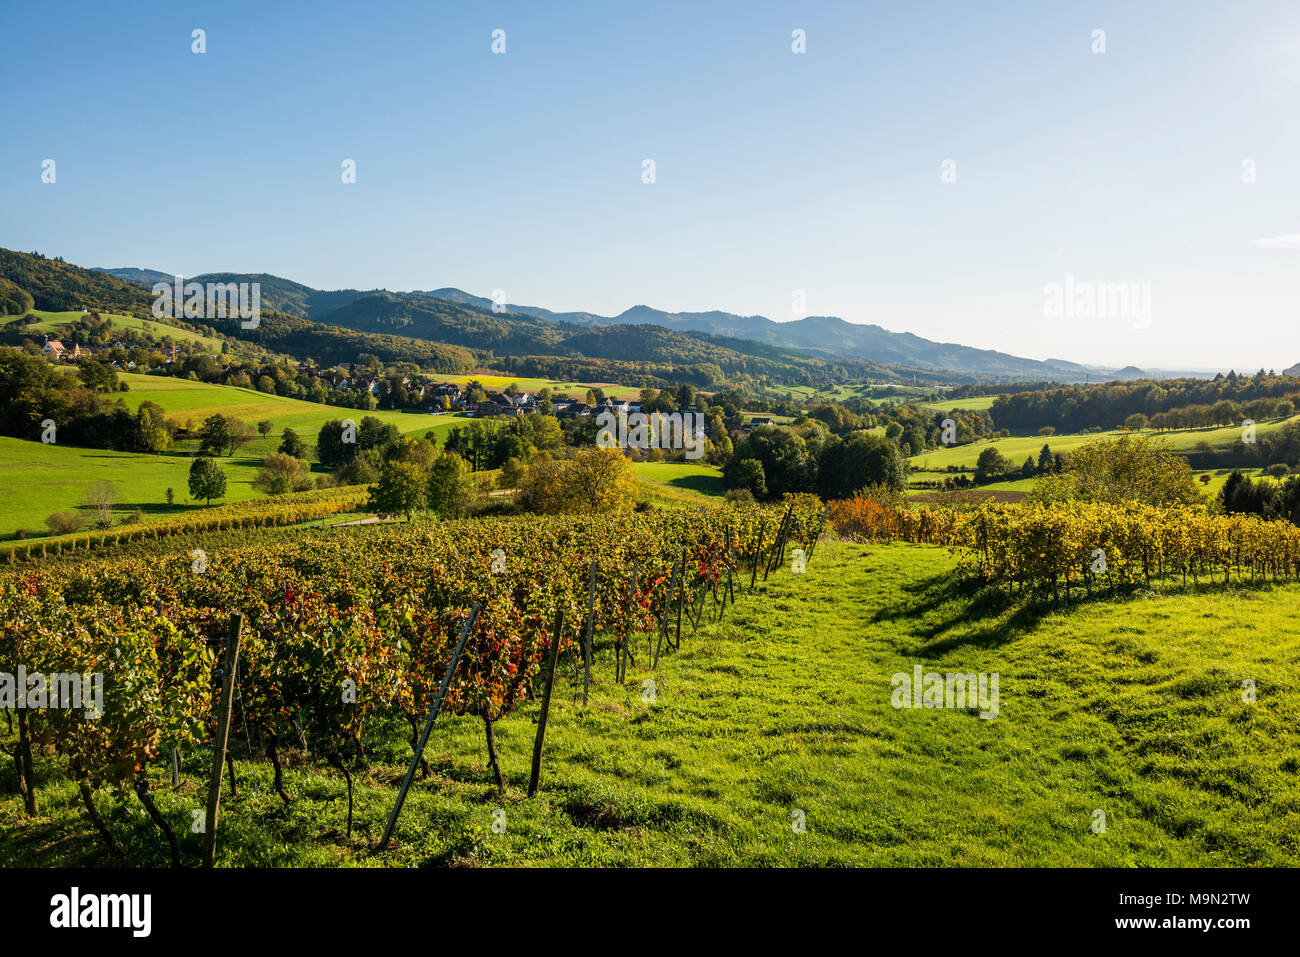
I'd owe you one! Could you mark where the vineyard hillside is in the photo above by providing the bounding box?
[3,531,1296,866]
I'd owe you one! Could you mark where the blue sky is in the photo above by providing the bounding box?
[2,0,1297,369]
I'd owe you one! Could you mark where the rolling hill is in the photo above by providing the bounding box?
[82,258,955,384]
[94,263,1105,381]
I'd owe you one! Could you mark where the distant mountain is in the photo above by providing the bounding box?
[308,291,926,382]
[84,264,1188,382]
[415,290,1093,381]
[13,252,486,371]
[92,266,174,287]
[97,268,376,321]
[192,273,377,321]
[28,252,924,385]
[409,288,606,325]
[318,291,572,355]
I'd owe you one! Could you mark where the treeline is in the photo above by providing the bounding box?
[991,371,1300,433]
[723,425,907,501]
[1220,471,1300,525]
[1183,419,1300,470]
[0,348,175,451]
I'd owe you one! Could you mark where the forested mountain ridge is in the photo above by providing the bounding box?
[95,263,1101,380]
[14,249,951,386]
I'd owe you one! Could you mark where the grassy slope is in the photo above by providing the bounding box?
[113,372,469,436]
[2,310,224,352]
[0,374,470,535]
[631,461,725,499]
[909,417,1299,473]
[4,539,1296,866]
[908,418,1298,497]
[915,394,999,413]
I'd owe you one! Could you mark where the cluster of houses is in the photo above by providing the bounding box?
[312,364,705,421]
[463,391,655,420]
[41,335,178,369]
[40,338,85,361]
[729,416,775,440]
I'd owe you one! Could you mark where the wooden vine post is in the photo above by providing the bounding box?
[582,560,596,706]
[379,602,481,851]
[676,546,689,647]
[619,560,637,683]
[806,505,830,563]
[764,508,793,581]
[725,526,736,608]
[527,607,565,798]
[749,522,767,593]
[201,612,243,868]
[655,560,678,667]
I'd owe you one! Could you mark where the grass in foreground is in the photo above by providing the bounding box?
[3,539,1297,867]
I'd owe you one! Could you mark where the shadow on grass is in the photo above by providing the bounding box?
[665,474,725,495]
[873,564,1287,657]
[869,571,1041,654]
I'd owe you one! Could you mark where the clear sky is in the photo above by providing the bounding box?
[2,0,1297,370]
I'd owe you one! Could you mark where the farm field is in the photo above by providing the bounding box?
[0,376,472,536]
[908,417,1300,474]
[114,372,469,438]
[915,395,1000,414]
[1,310,224,352]
[5,539,1296,866]
[970,466,1281,499]
[909,464,1283,499]
[631,461,725,499]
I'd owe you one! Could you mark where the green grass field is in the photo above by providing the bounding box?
[908,417,1299,474]
[915,395,1000,414]
[5,539,1296,866]
[0,376,471,536]
[0,373,733,536]
[910,465,1284,499]
[631,461,725,500]
[114,372,469,438]
[2,310,224,352]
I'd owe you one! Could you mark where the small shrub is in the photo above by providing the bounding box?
[45,511,85,535]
